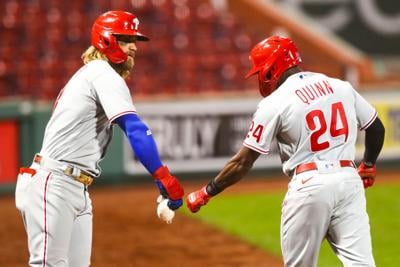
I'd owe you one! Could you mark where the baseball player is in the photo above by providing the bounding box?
[187,36,385,267]
[15,11,184,267]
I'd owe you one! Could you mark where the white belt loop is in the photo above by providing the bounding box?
[70,166,81,177]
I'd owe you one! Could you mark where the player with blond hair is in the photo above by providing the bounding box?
[15,11,184,266]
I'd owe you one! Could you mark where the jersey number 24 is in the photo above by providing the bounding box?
[306,102,349,152]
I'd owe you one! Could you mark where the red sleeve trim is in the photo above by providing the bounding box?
[109,110,137,123]
[360,111,377,131]
[243,142,269,154]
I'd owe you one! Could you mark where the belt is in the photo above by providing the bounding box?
[33,154,93,186]
[295,160,355,175]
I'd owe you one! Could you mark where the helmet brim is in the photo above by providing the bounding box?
[113,30,150,41]
[135,32,150,42]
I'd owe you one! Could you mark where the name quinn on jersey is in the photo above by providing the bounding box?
[295,80,334,105]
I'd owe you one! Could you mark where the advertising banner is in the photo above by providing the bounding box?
[123,98,281,174]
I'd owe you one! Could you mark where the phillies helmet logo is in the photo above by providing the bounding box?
[132,18,139,30]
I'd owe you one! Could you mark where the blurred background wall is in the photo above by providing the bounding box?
[0,0,399,190]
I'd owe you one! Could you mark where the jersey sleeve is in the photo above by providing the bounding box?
[243,101,280,154]
[352,87,377,130]
[92,67,137,122]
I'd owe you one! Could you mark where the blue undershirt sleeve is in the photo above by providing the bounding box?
[114,113,163,174]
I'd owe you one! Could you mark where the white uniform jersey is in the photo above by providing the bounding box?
[39,60,137,176]
[244,72,377,176]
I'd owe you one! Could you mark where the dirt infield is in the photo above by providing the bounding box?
[1,170,398,267]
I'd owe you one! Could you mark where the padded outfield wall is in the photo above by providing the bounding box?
[0,90,399,192]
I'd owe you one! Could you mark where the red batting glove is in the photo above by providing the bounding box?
[186,186,211,213]
[152,166,184,200]
[357,161,376,189]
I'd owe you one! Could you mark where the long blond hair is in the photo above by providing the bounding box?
[81,46,132,79]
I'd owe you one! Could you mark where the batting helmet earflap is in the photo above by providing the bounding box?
[91,10,149,64]
[245,36,301,97]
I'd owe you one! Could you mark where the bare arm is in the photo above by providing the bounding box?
[186,146,261,213]
[206,146,260,196]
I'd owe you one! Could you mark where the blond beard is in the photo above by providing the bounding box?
[124,56,134,71]
[110,56,135,79]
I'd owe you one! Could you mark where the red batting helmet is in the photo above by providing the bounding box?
[246,36,301,97]
[91,11,149,64]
